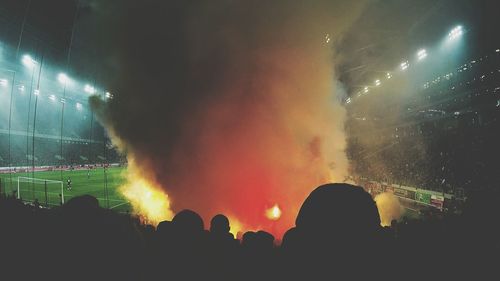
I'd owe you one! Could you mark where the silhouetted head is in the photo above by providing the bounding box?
[172,209,204,234]
[242,231,257,248]
[296,183,381,243]
[157,220,173,235]
[281,227,300,249]
[64,195,99,212]
[210,214,230,234]
[256,231,275,248]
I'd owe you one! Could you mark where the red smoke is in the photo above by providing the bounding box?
[89,0,366,238]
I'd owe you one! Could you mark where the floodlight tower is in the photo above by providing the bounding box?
[21,53,39,176]
[1,67,17,190]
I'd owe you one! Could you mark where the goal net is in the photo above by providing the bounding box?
[17,177,65,206]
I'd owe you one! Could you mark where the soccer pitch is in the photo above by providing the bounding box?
[0,167,132,212]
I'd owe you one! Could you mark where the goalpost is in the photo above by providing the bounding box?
[17,177,65,206]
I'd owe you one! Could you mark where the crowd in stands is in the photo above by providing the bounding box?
[0,183,498,279]
[0,134,120,167]
[347,51,500,193]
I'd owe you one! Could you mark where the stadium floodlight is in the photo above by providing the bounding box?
[364,86,369,93]
[448,26,463,40]
[49,94,56,101]
[375,79,381,86]
[417,49,427,60]
[84,84,96,94]
[22,54,36,68]
[105,91,112,98]
[496,49,499,53]
[57,73,70,84]
[34,89,40,96]
[0,78,7,86]
[76,102,82,110]
[386,72,392,79]
[400,60,409,71]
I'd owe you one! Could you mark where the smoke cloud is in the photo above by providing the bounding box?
[374,192,404,226]
[88,0,367,236]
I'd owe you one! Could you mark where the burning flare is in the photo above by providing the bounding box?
[266,204,282,221]
[119,162,174,225]
[227,215,243,238]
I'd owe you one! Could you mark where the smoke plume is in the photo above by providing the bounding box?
[88,0,367,236]
[374,192,404,226]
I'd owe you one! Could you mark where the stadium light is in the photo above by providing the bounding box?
[57,73,70,84]
[400,61,409,71]
[448,26,463,40]
[84,84,96,94]
[22,54,36,68]
[0,78,7,87]
[386,72,392,79]
[105,91,112,98]
[76,102,82,110]
[364,86,369,93]
[417,49,427,60]
[375,79,381,86]
[49,94,56,101]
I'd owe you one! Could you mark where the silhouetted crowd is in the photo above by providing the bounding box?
[1,183,498,280]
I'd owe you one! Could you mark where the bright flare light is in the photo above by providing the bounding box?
[401,61,409,71]
[364,86,369,93]
[22,54,36,68]
[448,26,463,40]
[417,49,427,60]
[0,79,7,86]
[19,85,25,92]
[375,79,381,86]
[76,102,82,110]
[34,89,40,96]
[265,204,282,221]
[49,94,56,101]
[386,72,392,79]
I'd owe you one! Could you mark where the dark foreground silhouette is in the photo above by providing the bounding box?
[0,183,498,280]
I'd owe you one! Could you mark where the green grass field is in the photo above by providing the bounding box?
[0,167,132,212]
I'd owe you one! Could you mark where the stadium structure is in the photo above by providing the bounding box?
[344,24,499,211]
[0,1,123,207]
[0,1,498,216]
